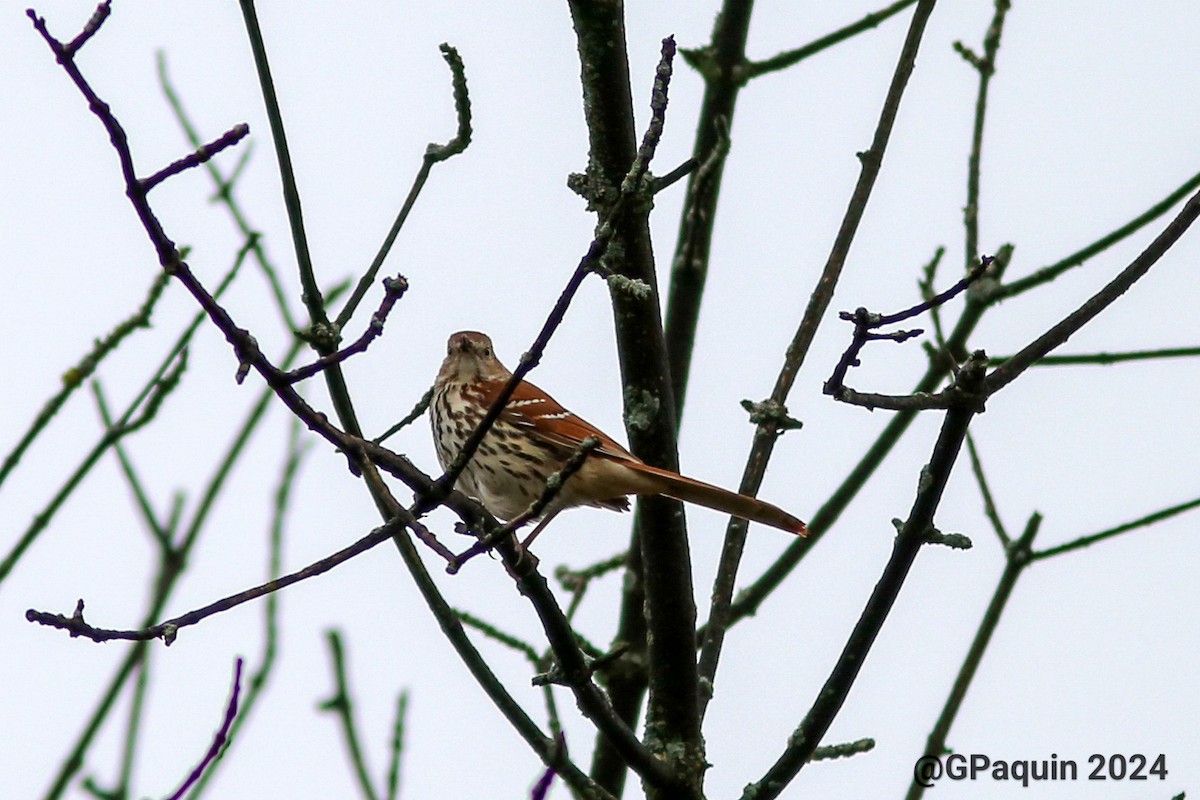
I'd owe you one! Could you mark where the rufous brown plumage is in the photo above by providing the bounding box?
[431,331,805,543]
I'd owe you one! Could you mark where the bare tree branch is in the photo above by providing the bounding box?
[985,191,1200,395]
[0,271,169,490]
[906,514,1040,800]
[318,632,382,800]
[989,170,1200,302]
[141,123,249,191]
[743,0,919,80]
[25,519,402,644]
[1032,497,1200,561]
[163,658,243,800]
[283,275,408,384]
[965,433,1009,546]
[959,0,1011,269]
[335,43,472,330]
[989,346,1200,367]
[745,352,988,799]
[699,0,941,723]
[822,257,992,410]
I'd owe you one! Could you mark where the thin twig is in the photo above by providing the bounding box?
[985,191,1200,395]
[163,658,243,800]
[533,642,628,689]
[140,123,250,192]
[990,170,1200,302]
[823,256,992,407]
[63,1,109,56]
[26,519,403,644]
[698,0,941,726]
[455,610,544,665]
[906,515,1039,800]
[385,690,408,800]
[965,433,1009,546]
[1031,497,1200,561]
[454,609,567,757]
[744,0,919,79]
[0,270,169,490]
[959,0,1011,269]
[373,387,433,446]
[335,43,471,330]
[989,346,1200,366]
[650,157,698,194]
[92,381,172,549]
[283,275,408,383]
[556,552,628,621]
[744,353,987,800]
[916,247,949,352]
[319,632,381,800]
[97,650,151,800]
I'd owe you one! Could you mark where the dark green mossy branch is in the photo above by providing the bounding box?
[566,13,703,796]
[0,270,170,491]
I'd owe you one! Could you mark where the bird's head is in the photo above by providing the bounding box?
[437,331,510,384]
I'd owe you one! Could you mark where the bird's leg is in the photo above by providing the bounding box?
[445,511,551,575]
[520,510,559,550]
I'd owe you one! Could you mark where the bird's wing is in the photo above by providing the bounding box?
[478,378,640,462]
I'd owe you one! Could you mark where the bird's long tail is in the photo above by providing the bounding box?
[624,462,806,535]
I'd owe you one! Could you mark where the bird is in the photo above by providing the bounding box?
[430,331,805,546]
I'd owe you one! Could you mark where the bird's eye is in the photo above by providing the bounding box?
[482,348,491,357]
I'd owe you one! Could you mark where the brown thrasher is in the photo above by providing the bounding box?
[431,331,805,544]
